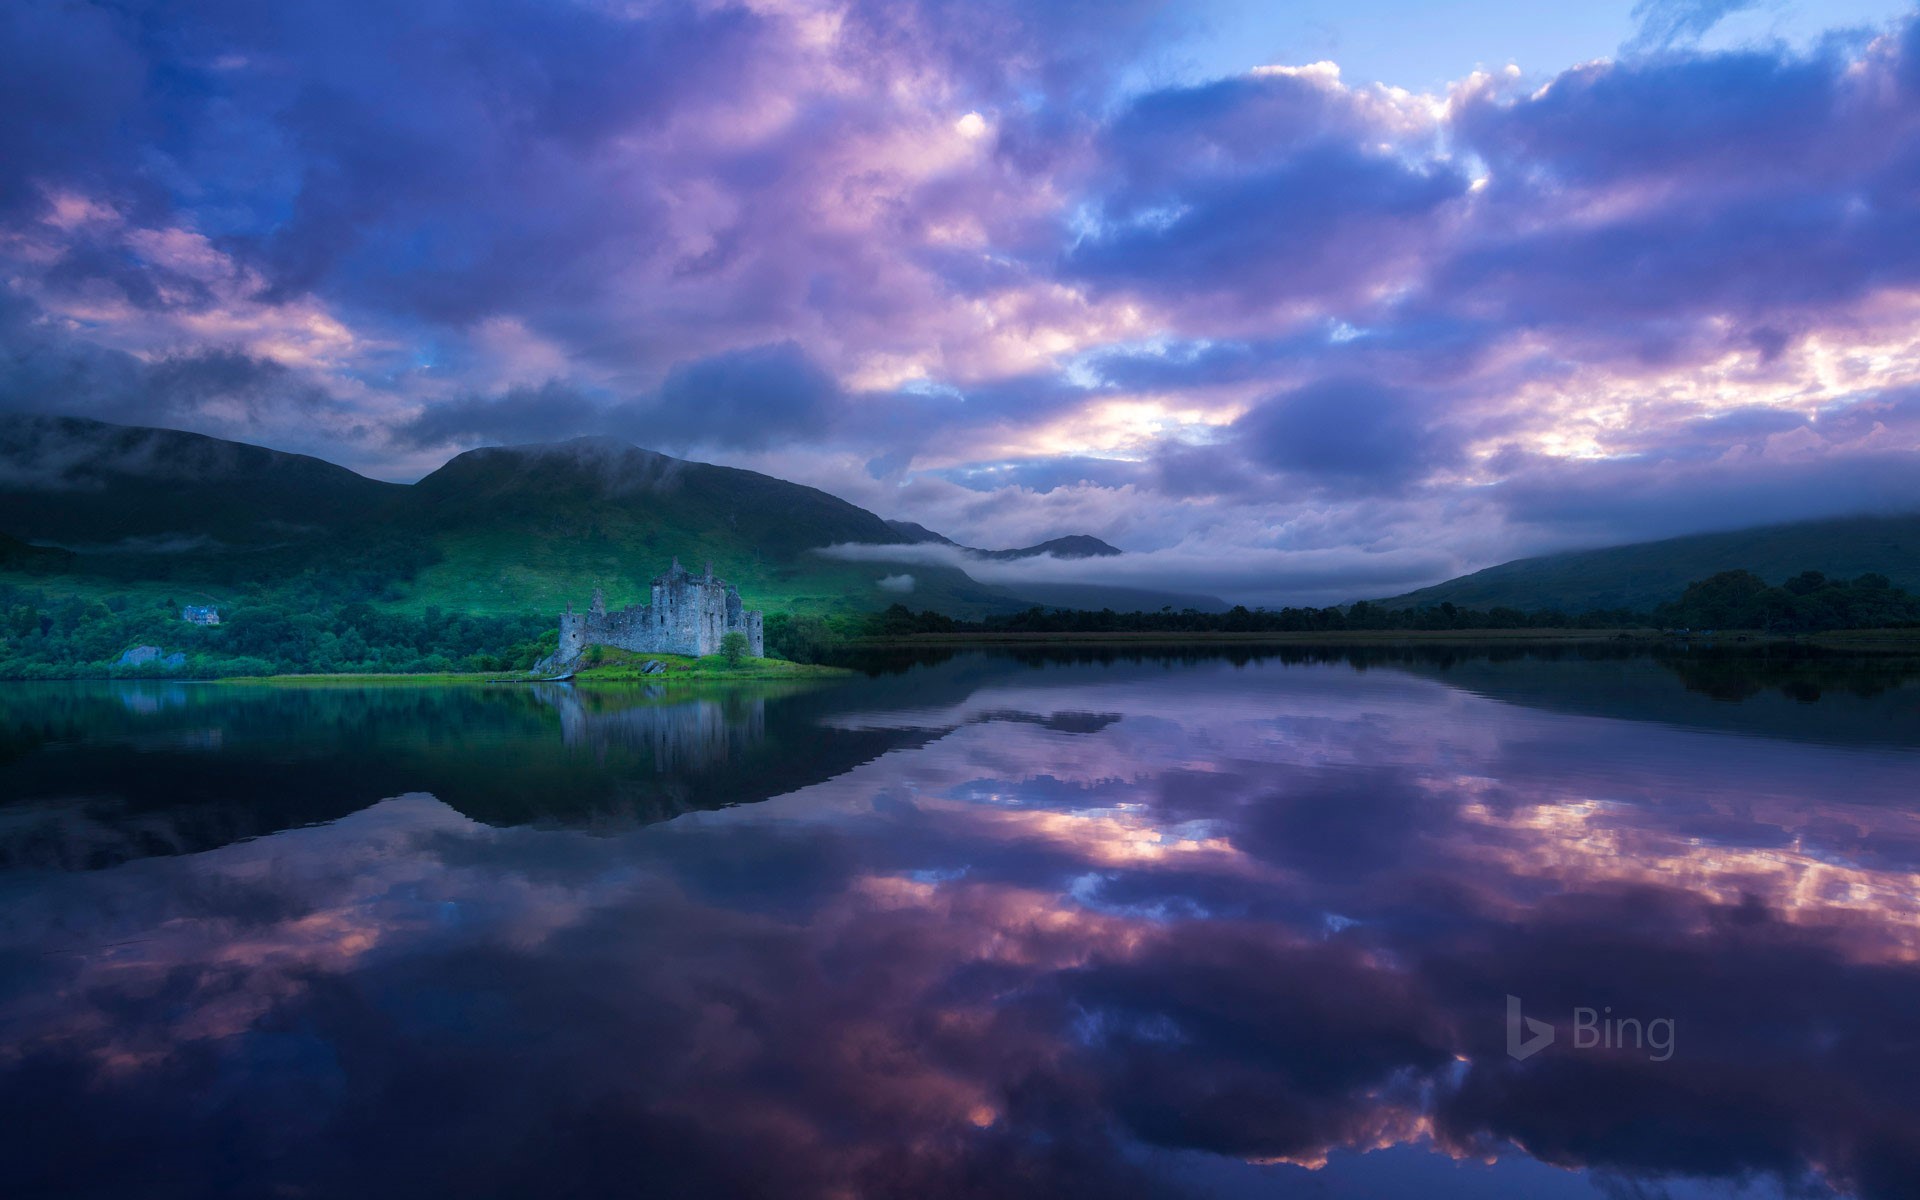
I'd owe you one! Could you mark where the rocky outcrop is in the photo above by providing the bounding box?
[116,646,186,669]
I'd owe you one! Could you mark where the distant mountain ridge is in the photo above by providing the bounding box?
[878,519,1222,609]
[0,417,1189,615]
[1383,514,1920,612]
[881,520,1122,560]
[0,414,401,550]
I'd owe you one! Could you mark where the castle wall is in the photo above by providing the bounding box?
[548,564,764,668]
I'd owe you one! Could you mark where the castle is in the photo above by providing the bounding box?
[547,558,763,668]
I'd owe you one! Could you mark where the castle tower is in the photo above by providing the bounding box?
[541,556,766,670]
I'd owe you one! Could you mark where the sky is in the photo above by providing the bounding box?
[4,0,1920,605]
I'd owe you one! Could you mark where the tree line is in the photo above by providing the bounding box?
[852,569,1920,643]
[0,580,552,679]
[2,568,1914,678]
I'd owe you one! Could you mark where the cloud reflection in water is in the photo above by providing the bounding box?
[0,650,1916,1198]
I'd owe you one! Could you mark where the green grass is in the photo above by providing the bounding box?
[569,648,851,680]
[224,672,503,686]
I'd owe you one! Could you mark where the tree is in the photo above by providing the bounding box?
[1661,570,1770,628]
[1784,570,1828,596]
[720,631,750,666]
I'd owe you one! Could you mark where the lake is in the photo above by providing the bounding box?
[2,645,1918,1199]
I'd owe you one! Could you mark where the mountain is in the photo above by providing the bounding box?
[0,415,401,551]
[400,438,1021,615]
[881,520,1121,560]
[1382,514,1920,612]
[883,519,952,545]
[0,531,71,573]
[979,534,1122,561]
[0,420,1119,616]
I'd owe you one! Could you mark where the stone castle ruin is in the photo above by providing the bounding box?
[543,558,763,671]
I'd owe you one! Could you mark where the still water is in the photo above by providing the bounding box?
[2,646,1917,1199]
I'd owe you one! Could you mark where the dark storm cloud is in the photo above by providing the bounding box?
[647,340,845,448]
[394,381,604,451]
[1097,71,1376,194]
[1436,45,1920,348]
[1232,378,1461,492]
[209,0,771,321]
[1496,450,1920,545]
[41,234,217,313]
[0,289,344,432]
[0,2,154,220]
[1066,144,1468,310]
[1458,48,1845,187]
[397,342,851,454]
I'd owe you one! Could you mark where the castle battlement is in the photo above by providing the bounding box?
[548,558,764,669]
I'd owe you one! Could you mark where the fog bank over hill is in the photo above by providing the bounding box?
[821,539,1444,609]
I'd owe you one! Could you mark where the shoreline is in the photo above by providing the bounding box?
[853,628,1920,652]
[8,629,1919,683]
[216,656,852,686]
[856,628,1657,646]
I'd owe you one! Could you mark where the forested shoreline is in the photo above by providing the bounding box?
[3,569,1916,679]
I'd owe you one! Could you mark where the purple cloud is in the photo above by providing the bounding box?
[1232,378,1463,493]
[3,1,1920,600]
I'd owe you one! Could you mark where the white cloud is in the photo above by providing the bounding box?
[819,540,1453,607]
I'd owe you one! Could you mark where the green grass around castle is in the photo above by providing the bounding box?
[565,647,850,680]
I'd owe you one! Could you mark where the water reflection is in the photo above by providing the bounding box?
[1,649,1917,1199]
[0,679,935,868]
[539,682,768,768]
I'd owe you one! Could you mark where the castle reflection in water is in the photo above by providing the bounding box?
[535,681,768,771]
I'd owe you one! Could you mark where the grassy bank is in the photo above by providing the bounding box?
[569,650,852,680]
[225,672,504,686]
[220,652,849,686]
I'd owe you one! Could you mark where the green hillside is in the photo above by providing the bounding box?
[1384,514,1920,612]
[397,438,1024,616]
[0,419,1033,618]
